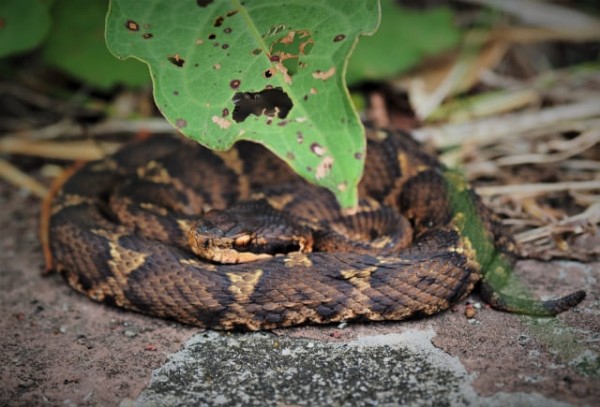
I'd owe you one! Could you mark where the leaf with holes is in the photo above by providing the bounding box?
[106,0,379,208]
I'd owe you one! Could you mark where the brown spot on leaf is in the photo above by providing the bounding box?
[168,55,185,67]
[208,33,216,40]
[196,39,204,45]
[337,182,347,191]
[224,27,232,33]
[213,64,221,70]
[176,119,187,128]
[222,108,229,117]
[173,90,179,96]
[334,34,346,42]
[230,79,241,89]
[214,16,224,27]
[232,87,293,123]
[269,55,280,62]
[126,20,139,31]
[212,116,231,129]
[310,143,325,156]
[278,120,288,127]
[313,67,336,80]
[143,33,153,39]
[286,152,295,160]
[264,69,273,78]
[297,132,304,144]
[197,0,213,7]
[315,157,334,179]
[252,48,262,55]
[222,44,229,49]
[354,152,363,160]
[226,10,238,17]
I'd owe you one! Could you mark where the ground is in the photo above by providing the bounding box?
[1,181,598,406]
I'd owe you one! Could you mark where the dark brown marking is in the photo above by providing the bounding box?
[269,55,280,62]
[173,91,179,96]
[143,33,153,39]
[252,49,262,55]
[354,152,363,160]
[126,20,139,31]
[334,34,346,42]
[224,27,232,34]
[226,10,238,17]
[175,119,187,128]
[222,44,229,49]
[197,0,213,6]
[208,33,216,40]
[264,69,273,79]
[230,79,241,89]
[168,55,185,67]
[222,108,229,117]
[297,132,304,144]
[214,16,224,27]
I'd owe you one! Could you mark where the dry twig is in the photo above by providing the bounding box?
[0,158,48,199]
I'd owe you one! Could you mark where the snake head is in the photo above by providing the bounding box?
[187,204,314,264]
[189,209,249,245]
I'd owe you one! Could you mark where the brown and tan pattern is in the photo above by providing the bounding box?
[40,128,586,330]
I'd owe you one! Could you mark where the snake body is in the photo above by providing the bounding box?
[42,128,586,330]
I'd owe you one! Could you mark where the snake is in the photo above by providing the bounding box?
[40,127,586,330]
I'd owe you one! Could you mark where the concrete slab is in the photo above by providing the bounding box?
[135,330,575,407]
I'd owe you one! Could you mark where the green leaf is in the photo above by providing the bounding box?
[43,0,149,89]
[106,0,379,208]
[346,0,460,85]
[0,0,52,58]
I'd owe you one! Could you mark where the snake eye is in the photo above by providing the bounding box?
[196,221,225,238]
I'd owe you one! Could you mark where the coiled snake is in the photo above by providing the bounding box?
[41,128,586,330]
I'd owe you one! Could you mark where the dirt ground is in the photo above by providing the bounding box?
[0,178,598,406]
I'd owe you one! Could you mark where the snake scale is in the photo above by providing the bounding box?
[41,128,586,330]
